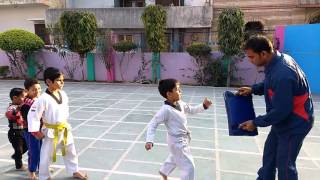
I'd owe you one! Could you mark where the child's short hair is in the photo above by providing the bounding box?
[24,78,40,90]
[158,79,180,98]
[9,88,25,100]
[44,67,63,86]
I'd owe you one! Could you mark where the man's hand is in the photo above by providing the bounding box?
[145,142,153,151]
[237,87,252,96]
[239,120,256,131]
[203,97,213,109]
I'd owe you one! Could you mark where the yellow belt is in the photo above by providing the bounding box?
[44,122,68,162]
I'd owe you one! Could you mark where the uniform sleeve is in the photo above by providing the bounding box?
[146,108,167,143]
[20,104,30,123]
[251,81,265,96]
[27,98,45,132]
[253,78,294,127]
[183,102,205,114]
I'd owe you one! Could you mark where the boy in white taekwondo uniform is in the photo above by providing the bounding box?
[145,79,212,180]
[27,67,87,180]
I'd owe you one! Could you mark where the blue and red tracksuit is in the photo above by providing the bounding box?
[21,97,42,173]
[251,52,314,180]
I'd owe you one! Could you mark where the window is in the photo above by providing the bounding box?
[118,34,133,42]
[155,0,183,6]
[34,24,50,45]
[119,0,145,7]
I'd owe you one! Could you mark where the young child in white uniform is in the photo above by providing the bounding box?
[27,67,87,180]
[145,79,212,180]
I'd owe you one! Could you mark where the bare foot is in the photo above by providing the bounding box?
[73,171,88,180]
[29,172,38,180]
[159,171,168,180]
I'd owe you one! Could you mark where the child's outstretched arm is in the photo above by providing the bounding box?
[183,97,212,114]
[145,108,167,151]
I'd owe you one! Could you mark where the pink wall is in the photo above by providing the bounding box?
[0,51,9,66]
[33,51,86,81]
[0,50,264,86]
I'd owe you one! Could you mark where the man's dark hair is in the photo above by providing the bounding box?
[44,67,63,86]
[158,79,179,98]
[24,78,40,90]
[9,88,25,100]
[243,35,273,53]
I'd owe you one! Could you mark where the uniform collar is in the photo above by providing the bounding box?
[46,89,62,104]
[164,100,182,111]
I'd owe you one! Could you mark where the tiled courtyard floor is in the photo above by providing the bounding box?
[0,80,319,180]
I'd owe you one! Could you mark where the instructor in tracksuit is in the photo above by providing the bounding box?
[238,35,314,180]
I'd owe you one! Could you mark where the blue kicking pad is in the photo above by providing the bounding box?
[223,91,258,136]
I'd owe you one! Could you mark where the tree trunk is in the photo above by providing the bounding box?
[5,52,16,77]
[151,52,160,83]
[119,52,125,81]
[79,53,85,80]
[226,56,231,87]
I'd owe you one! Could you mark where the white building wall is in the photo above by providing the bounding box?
[0,5,47,33]
[185,0,209,6]
[145,0,155,5]
[66,0,114,8]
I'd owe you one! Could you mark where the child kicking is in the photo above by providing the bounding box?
[27,67,87,180]
[145,79,212,180]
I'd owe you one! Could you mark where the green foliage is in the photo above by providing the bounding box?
[113,41,137,53]
[0,29,44,77]
[186,43,211,58]
[0,66,9,77]
[218,8,245,86]
[0,29,44,54]
[47,22,64,47]
[60,11,97,80]
[218,8,245,57]
[186,43,212,85]
[141,5,167,53]
[244,21,265,41]
[309,10,320,24]
[60,11,97,57]
[112,41,137,81]
[203,59,227,87]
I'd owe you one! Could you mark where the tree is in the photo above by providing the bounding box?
[244,21,265,41]
[186,42,211,85]
[141,5,167,83]
[0,29,44,77]
[113,41,137,81]
[60,11,97,80]
[218,8,245,86]
[96,30,116,82]
[308,10,320,24]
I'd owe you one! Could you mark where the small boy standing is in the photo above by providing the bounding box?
[27,67,87,180]
[5,88,28,170]
[145,79,212,180]
[21,78,42,179]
